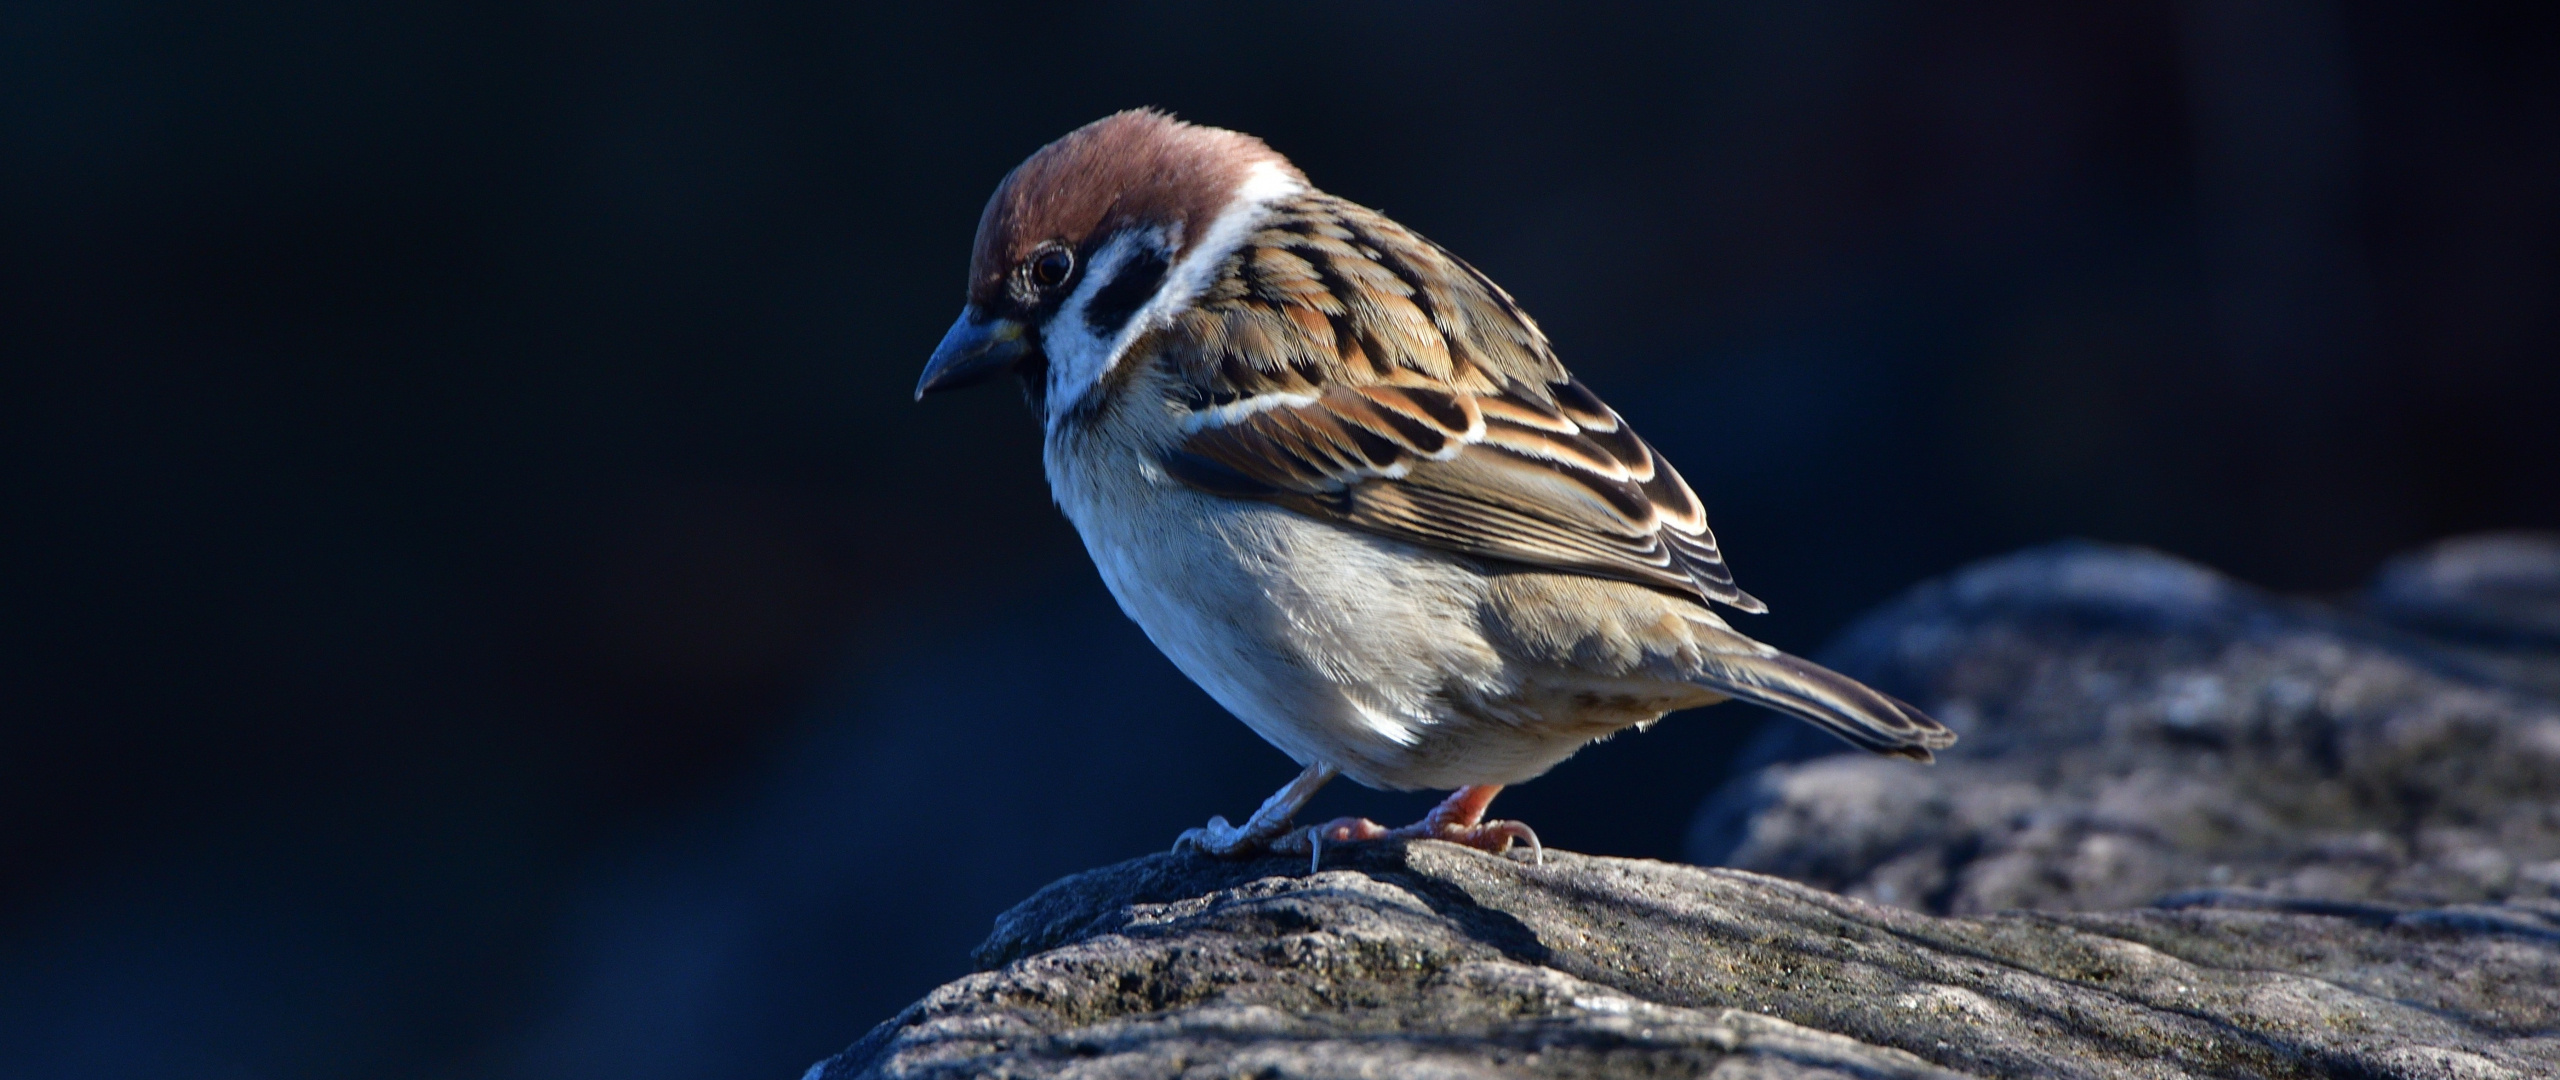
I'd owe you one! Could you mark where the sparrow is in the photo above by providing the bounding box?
[916,110,1953,864]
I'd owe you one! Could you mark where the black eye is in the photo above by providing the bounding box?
[1029,247,1074,288]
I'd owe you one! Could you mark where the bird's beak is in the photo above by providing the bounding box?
[915,308,1030,400]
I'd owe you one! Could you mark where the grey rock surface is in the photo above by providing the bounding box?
[816,841,2560,1079]
[2370,532,2560,650]
[1691,539,2560,916]
[812,538,2560,1078]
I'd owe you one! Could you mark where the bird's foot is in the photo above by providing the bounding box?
[1174,814,1289,858]
[1173,763,1342,859]
[1293,784,1543,871]
[1299,815,1542,863]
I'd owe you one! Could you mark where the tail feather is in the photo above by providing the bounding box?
[1693,651,1956,761]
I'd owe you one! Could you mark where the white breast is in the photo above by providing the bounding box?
[1042,427,1528,789]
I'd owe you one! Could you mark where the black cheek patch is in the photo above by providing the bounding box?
[1082,248,1170,339]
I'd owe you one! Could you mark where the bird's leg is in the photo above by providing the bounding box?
[1174,762,1338,857]
[1302,784,1543,866]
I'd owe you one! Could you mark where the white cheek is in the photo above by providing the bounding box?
[1042,159,1308,428]
[1042,232,1153,416]
[1041,319,1111,413]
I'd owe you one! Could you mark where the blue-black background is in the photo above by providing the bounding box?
[6,3,2557,1077]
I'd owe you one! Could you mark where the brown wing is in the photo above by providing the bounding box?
[1155,195,1764,613]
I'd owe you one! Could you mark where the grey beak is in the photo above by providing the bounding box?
[915,308,1030,399]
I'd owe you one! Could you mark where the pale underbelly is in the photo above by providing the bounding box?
[1060,476,1704,789]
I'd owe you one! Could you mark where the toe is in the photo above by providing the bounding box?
[1435,819,1541,860]
[1174,816,1252,857]
[1311,816,1389,843]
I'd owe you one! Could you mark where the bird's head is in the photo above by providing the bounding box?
[914,109,1306,420]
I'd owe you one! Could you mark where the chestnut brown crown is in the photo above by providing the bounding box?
[964,109,1300,314]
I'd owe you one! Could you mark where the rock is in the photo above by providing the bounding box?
[1691,540,2560,916]
[2369,532,2560,649]
[2369,532,2560,700]
[811,538,2560,1078]
[814,841,2560,1079]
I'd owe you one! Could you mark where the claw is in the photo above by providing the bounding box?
[1465,820,1541,865]
[1409,817,1538,860]
[1178,814,1283,858]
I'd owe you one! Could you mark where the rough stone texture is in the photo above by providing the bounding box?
[812,537,2560,1078]
[1690,537,2560,916]
[815,841,2560,1079]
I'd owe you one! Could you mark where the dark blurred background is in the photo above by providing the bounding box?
[5,2,2556,1077]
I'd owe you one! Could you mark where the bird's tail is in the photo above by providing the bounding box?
[1692,651,1956,761]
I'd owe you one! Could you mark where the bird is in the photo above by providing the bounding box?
[914,109,1953,864]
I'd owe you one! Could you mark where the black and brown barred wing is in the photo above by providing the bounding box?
[1157,195,1765,614]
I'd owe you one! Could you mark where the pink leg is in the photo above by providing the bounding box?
[1296,784,1543,869]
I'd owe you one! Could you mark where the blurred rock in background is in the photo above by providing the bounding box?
[1691,535,2560,915]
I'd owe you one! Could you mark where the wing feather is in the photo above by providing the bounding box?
[1157,196,1765,613]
